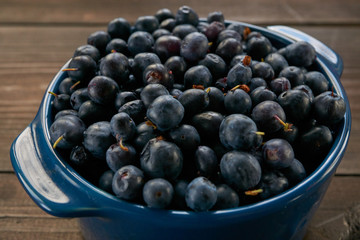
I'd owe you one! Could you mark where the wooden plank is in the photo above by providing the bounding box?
[0,26,359,173]
[1,173,359,239]
[0,0,359,25]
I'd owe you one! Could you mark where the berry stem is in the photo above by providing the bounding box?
[255,131,265,136]
[70,80,81,90]
[52,135,64,149]
[62,68,78,72]
[192,85,205,90]
[274,114,293,132]
[245,189,263,196]
[230,84,250,93]
[119,138,129,152]
[48,91,58,97]
[145,120,157,129]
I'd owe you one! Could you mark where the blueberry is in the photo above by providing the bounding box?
[277,89,312,123]
[220,150,262,191]
[293,84,315,103]
[173,179,190,209]
[143,178,174,208]
[54,109,78,121]
[207,11,225,23]
[191,111,224,143]
[118,99,146,124]
[78,100,116,125]
[246,35,273,61]
[180,32,208,63]
[155,8,174,23]
[49,115,86,150]
[70,88,90,111]
[98,170,115,193]
[250,86,277,106]
[264,52,289,75]
[279,41,316,67]
[203,21,225,42]
[226,22,245,36]
[215,38,243,63]
[312,91,346,125]
[66,55,97,84]
[88,76,120,105]
[213,184,239,210]
[224,88,252,114]
[146,95,184,131]
[99,52,130,85]
[132,52,161,80]
[69,145,108,184]
[110,112,136,141]
[194,145,218,178]
[216,30,242,46]
[185,177,217,211]
[258,169,289,200]
[160,18,177,31]
[168,124,201,152]
[140,83,169,108]
[183,65,213,89]
[154,35,181,62]
[299,124,333,158]
[178,89,209,118]
[140,138,183,180]
[152,29,171,40]
[134,15,159,33]
[143,63,173,89]
[251,62,275,81]
[112,165,145,201]
[115,91,138,110]
[304,71,330,96]
[49,92,71,112]
[87,30,111,56]
[203,87,225,113]
[127,31,154,56]
[269,77,291,96]
[219,114,262,151]
[279,158,306,186]
[262,138,294,169]
[107,17,131,40]
[164,56,187,84]
[73,44,101,63]
[105,38,129,56]
[172,24,198,39]
[58,77,78,95]
[175,5,199,26]
[278,66,305,87]
[83,121,116,160]
[133,121,157,151]
[229,54,251,69]
[226,61,252,89]
[251,100,286,133]
[106,142,137,172]
[198,53,227,80]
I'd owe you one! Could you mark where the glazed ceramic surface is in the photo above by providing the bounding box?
[10,21,351,240]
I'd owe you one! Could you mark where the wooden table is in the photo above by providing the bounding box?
[1,0,359,239]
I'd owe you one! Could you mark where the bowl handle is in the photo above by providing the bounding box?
[267,25,344,79]
[10,117,100,218]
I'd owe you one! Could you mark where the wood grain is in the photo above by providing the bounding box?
[1,1,360,239]
[1,173,359,239]
[0,0,359,25]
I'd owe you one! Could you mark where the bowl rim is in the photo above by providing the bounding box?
[40,21,351,218]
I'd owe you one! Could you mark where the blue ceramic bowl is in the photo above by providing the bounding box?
[10,21,351,240]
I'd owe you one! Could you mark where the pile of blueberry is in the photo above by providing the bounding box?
[48,6,346,211]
